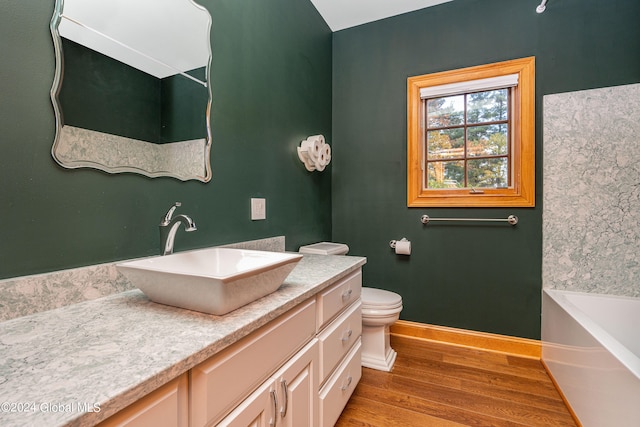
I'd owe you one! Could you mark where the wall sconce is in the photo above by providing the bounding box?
[297,135,331,172]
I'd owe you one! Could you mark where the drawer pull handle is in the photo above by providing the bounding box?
[341,375,353,391]
[270,389,278,427]
[341,289,353,301]
[341,329,353,342]
[280,379,289,418]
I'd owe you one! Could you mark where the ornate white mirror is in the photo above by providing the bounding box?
[50,0,212,182]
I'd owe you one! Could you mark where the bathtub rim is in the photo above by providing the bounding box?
[543,288,640,380]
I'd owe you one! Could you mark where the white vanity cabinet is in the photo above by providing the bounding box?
[98,267,364,427]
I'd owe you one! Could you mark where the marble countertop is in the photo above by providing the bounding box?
[0,254,366,427]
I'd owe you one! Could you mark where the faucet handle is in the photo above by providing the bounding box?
[161,202,182,226]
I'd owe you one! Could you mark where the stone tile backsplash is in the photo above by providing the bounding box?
[0,236,286,321]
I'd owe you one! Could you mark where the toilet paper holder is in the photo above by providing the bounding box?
[389,238,409,249]
[297,135,331,172]
[389,238,411,255]
[389,237,409,249]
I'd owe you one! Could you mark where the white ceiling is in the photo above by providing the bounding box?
[309,0,454,32]
[58,0,454,79]
[59,0,210,80]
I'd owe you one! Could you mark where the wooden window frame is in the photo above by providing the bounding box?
[407,57,535,207]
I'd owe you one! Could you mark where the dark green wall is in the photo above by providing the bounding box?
[60,38,162,143]
[0,0,332,279]
[161,67,209,143]
[332,0,640,339]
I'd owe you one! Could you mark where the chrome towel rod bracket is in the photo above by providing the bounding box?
[420,215,518,226]
[536,0,548,14]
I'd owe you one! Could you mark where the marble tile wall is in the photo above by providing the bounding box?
[0,236,286,321]
[543,83,640,297]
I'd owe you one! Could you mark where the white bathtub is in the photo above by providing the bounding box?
[542,289,640,426]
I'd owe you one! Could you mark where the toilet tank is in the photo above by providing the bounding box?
[298,242,349,255]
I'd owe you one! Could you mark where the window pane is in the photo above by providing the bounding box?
[467,124,508,157]
[467,157,509,188]
[427,128,464,160]
[467,89,508,124]
[427,160,465,188]
[427,95,464,128]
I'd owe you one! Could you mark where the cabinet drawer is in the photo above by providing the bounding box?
[318,300,361,383]
[319,338,362,427]
[316,270,362,331]
[97,374,188,427]
[190,299,316,427]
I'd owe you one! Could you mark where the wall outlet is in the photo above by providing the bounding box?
[251,198,266,220]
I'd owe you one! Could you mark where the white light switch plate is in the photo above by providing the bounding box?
[251,198,266,220]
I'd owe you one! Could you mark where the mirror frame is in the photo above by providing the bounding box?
[49,0,213,182]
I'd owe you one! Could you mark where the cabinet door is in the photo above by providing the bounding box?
[191,299,316,427]
[97,374,188,427]
[218,339,319,427]
[275,339,319,427]
[216,380,275,427]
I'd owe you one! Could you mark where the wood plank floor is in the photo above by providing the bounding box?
[335,334,578,427]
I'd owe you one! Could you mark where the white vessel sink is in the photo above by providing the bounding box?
[117,248,303,315]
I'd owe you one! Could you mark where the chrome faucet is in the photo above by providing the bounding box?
[159,202,197,255]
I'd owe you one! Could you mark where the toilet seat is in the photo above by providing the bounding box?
[362,305,403,317]
[361,287,402,318]
[361,288,402,310]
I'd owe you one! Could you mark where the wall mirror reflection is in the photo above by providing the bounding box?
[50,0,213,182]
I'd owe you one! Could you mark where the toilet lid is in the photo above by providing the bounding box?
[361,287,402,308]
[298,242,349,255]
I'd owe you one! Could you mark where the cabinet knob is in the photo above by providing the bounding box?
[340,375,353,391]
[341,329,353,343]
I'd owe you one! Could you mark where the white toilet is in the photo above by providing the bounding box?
[360,287,403,371]
[299,242,403,372]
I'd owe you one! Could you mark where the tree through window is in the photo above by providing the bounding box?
[426,89,510,189]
